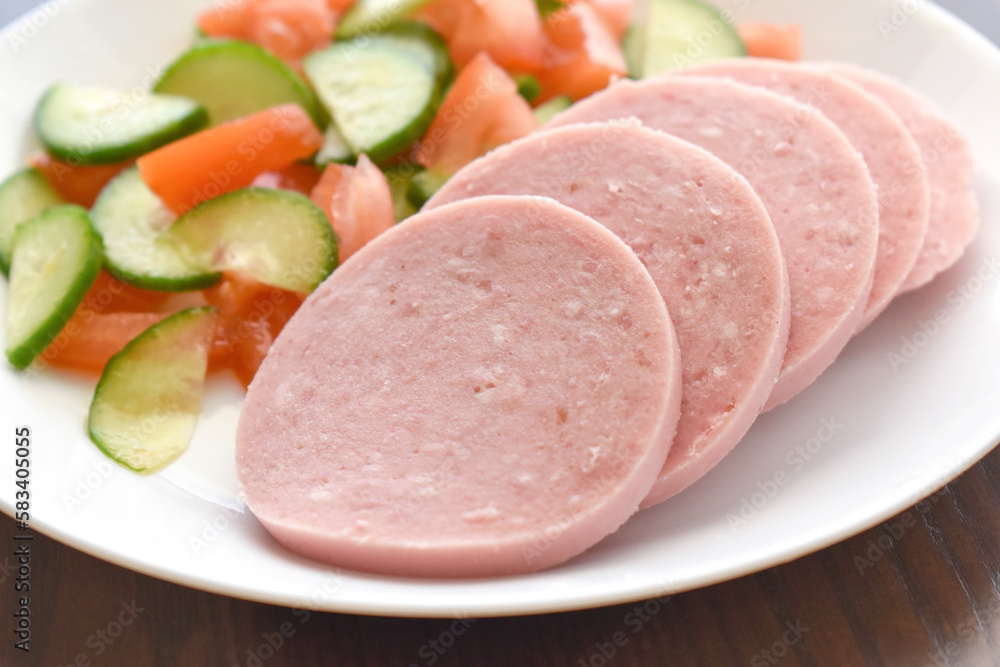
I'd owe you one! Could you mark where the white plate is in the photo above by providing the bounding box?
[2,0,1000,618]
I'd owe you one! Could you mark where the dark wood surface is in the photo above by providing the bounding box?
[4,1,1000,666]
[3,442,1000,667]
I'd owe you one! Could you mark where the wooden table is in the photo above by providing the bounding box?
[3,1,1000,666]
[2,445,999,666]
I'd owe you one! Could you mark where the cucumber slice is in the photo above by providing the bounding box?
[0,167,64,275]
[5,205,102,370]
[382,165,419,222]
[516,74,542,104]
[376,21,454,90]
[625,0,746,78]
[33,84,209,165]
[316,123,355,166]
[534,95,573,125]
[163,188,337,293]
[90,167,220,291]
[536,0,566,18]
[154,39,326,127]
[405,168,449,210]
[88,306,218,474]
[334,0,433,40]
[304,37,441,164]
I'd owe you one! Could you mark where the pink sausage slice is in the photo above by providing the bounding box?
[426,123,790,506]
[681,59,930,331]
[826,63,980,293]
[550,77,880,410]
[236,196,683,578]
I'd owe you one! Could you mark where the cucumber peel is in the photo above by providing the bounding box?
[5,205,102,370]
[33,84,209,165]
[163,187,337,294]
[0,167,64,275]
[534,95,573,125]
[154,39,326,127]
[90,167,220,292]
[88,306,218,474]
[304,36,442,164]
[382,165,419,222]
[406,168,450,210]
[334,0,434,40]
[625,0,746,78]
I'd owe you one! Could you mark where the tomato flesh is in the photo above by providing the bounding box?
[310,155,395,264]
[29,153,130,208]
[416,53,539,176]
[536,2,627,102]
[136,103,323,215]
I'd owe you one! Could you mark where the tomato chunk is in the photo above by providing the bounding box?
[251,161,324,195]
[39,311,169,375]
[416,53,539,177]
[29,152,130,208]
[569,0,633,41]
[738,22,802,61]
[204,272,305,389]
[136,104,323,215]
[423,0,547,72]
[198,0,337,68]
[536,2,627,102]
[310,155,395,264]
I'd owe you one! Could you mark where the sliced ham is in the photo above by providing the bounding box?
[549,76,880,409]
[824,62,980,293]
[426,122,790,505]
[236,195,683,577]
[680,58,930,331]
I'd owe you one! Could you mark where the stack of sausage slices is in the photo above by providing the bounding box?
[235,58,979,579]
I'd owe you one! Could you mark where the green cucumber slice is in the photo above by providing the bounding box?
[163,188,337,293]
[376,21,454,89]
[90,167,220,291]
[405,168,449,210]
[304,37,441,164]
[33,84,209,165]
[536,0,566,18]
[625,0,746,78]
[316,123,355,166]
[516,75,543,104]
[534,95,573,125]
[0,167,64,275]
[334,0,433,40]
[382,165,419,222]
[5,205,102,370]
[88,306,218,474]
[154,39,326,127]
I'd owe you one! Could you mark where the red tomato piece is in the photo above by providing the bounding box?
[416,53,539,176]
[413,0,463,40]
[439,0,547,72]
[203,272,305,389]
[136,104,323,215]
[536,2,627,103]
[28,152,130,208]
[199,0,337,67]
[39,311,168,375]
[738,22,802,61]
[568,0,633,41]
[81,270,173,314]
[250,162,324,195]
[310,155,395,264]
